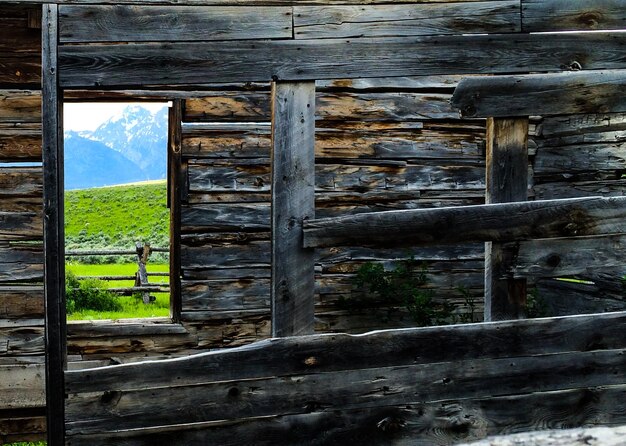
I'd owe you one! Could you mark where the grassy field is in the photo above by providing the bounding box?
[66,262,170,320]
[65,181,171,320]
[65,181,169,262]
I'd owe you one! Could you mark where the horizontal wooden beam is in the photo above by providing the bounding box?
[303,196,626,248]
[522,0,626,32]
[59,32,626,87]
[451,70,626,118]
[5,0,525,5]
[59,5,292,42]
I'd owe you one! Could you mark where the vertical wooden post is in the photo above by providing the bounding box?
[168,100,183,322]
[485,117,529,321]
[270,81,316,337]
[42,4,66,445]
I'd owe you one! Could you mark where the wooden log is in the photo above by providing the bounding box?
[65,348,626,433]
[58,5,292,42]
[0,128,42,161]
[63,385,626,446]
[460,425,626,446]
[42,5,66,445]
[511,234,626,278]
[0,243,43,283]
[10,0,520,5]
[58,32,626,87]
[183,92,459,122]
[538,113,626,138]
[534,144,626,175]
[522,0,626,32]
[451,70,626,118]
[0,326,45,356]
[0,363,45,409]
[294,1,519,39]
[484,118,528,321]
[0,167,42,198]
[0,412,46,445]
[65,310,626,393]
[536,278,626,317]
[303,196,626,248]
[181,279,270,311]
[0,286,44,319]
[181,203,270,232]
[169,100,183,322]
[270,81,316,337]
[0,210,42,241]
[0,90,41,122]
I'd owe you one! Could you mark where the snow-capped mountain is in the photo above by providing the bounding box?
[64,105,168,189]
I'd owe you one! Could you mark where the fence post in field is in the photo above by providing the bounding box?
[135,242,153,304]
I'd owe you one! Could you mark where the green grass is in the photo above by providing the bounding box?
[4,443,46,446]
[65,181,169,263]
[66,262,170,320]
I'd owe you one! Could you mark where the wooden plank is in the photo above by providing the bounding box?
[0,413,46,445]
[0,90,41,122]
[65,348,626,433]
[58,5,292,42]
[270,81,316,337]
[0,326,45,356]
[58,32,626,87]
[0,128,42,161]
[452,70,626,118]
[64,310,626,393]
[303,196,626,248]
[0,364,45,409]
[169,100,182,322]
[181,125,482,161]
[485,118,528,321]
[0,286,44,319]
[181,279,270,311]
[533,180,626,200]
[511,234,626,278]
[182,203,270,232]
[294,1,520,39]
[522,0,626,32]
[0,211,42,241]
[63,385,626,446]
[0,243,43,283]
[0,167,42,198]
[534,144,626,176]
[538,113,626,138]
[536,278,626,317]
[6,0,545,6]
[42,5,66,445]
[183,92,459,122]
[187,161,485,193]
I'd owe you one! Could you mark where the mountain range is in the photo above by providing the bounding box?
[64,105,168,190]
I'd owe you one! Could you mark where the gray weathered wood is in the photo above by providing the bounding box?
[63,386,626,446]
[485,118,528,321]
[65,311,626,394]
[0,168,43,198]
[0,90,41,123]
[271,81,316,337]
[58,5,292,42]
[0,363,45,409]
[58,32,626,87]
[511,234,626,278]
[294,1,519,39]
[452,70,626,118]
[10,0,512,4]
[65,348,626,434]
[522,0,626,32]
[0,127,42,161]
[42,4,66,445]
[0,286,44,319]
[303,196,626,248]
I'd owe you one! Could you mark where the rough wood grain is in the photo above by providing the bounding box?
[294,1,519,39]
[14,0,515,4]
[0,210,42,240]
[452,70,626,118]
[169,100,183,322]
[0,286,44,319]
[460,425,626,446]
[270,81,316,337]
[538,113,626,138]
[511,234,626,278]
[42,5,66,445]
[65,348,626,434]
[63,386,626,446]
[0,243,43,283]
[183,92,459,122]
[65,311,626,393]
[0,128,42,161]
[0,168,42,198]
[58,32,626,87]
[0,363,45,409]
[0,326,45,356]
[59,5,292,42]
[0,90,41,123]
[303,196,626,248]
[522,0,626,32]
[484,118,528,321]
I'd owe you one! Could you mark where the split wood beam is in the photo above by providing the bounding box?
[302,196,626,248]
[485,118,528,321]
[42,3,66,445]
[270,81,316,337]
[451,70,626,118]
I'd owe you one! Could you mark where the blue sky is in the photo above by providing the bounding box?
[64,102,169,132]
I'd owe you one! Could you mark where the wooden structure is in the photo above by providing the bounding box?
[2,0,626,444]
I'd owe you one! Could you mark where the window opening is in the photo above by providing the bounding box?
[63,102,171,321]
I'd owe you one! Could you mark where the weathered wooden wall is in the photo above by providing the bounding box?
[0,6,46,444]
[64,311,626,445]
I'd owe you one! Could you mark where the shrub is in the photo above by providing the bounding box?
[65,272,122,314]
[350,258,454,327]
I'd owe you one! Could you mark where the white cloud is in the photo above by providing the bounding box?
[64,102,169,132]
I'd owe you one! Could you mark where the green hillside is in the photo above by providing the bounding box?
[65,181,169,262]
